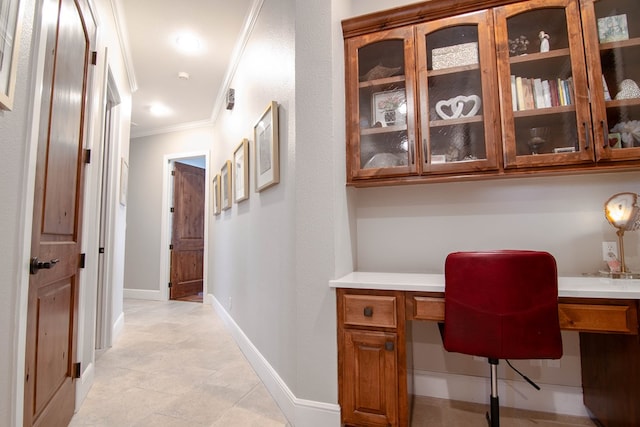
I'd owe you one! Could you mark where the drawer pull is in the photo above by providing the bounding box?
[385,341,394,351]
[363,306,374,317]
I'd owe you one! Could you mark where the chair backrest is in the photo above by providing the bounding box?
[443,250,562,360]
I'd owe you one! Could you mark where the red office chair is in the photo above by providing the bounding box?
[443,250,562,427]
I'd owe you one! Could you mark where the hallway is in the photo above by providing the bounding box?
[69,299,289,426]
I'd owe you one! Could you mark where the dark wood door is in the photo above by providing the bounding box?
[170,162,205,300]
[24,0,96,426]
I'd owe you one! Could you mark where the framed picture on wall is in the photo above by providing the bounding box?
[254,101,279,192]
[0,0,22,110]
[220,160,232,210]
[233,138,249,203]
[212,173,221,215]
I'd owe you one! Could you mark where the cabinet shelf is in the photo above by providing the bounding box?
[600,37,640,52]
[427,63,479,77]
[361,124,407,135]
[430,115,483,127]
[606,98,640,109]
[513,104,575,118]
[509,48,570,64]
[359,75,405,88]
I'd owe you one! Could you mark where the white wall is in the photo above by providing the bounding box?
[0,0,133,423]
[0,0,39,423]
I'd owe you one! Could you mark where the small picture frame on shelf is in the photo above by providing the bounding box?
[431,42,478,70]
[607,132,622,149]
[221,160,232,210]
[233,139,249,203]
[212,174,221,215]
[597,14,629,43]
[372,89,406,127]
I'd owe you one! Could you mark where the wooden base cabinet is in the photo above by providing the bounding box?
[337,289,408,426]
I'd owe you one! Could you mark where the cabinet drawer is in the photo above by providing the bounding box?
[408,295,445,321]
[558,302,638,334]
[342,294,398,328]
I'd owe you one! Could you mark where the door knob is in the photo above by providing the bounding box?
[30,257,59,275]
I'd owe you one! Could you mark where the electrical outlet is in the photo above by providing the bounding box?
[602,241,618,261]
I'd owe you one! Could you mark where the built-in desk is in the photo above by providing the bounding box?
[330,273,640,427]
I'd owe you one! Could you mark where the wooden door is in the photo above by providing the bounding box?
[24,0,96,426]
[170,162,205,300]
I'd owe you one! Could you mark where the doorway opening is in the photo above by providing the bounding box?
[160,153,209,304]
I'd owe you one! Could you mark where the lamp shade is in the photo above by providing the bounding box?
[604,192,640,231]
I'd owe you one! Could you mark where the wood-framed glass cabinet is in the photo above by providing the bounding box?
[343,0,640,187]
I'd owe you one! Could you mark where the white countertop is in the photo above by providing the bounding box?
[329,271,640,299]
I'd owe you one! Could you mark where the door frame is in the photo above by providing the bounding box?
[160,151,210,302]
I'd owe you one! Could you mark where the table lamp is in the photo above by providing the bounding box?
[604,192,640,275]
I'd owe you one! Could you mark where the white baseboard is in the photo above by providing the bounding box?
[123,288,162,300]
[210,295,341,427]
[112,311,124,342]
[412,369,590,417]
[75,361,95,411]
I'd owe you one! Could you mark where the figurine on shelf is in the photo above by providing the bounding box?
[508,35,530,56]
[538,31,550,52]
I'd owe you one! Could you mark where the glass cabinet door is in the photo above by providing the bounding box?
[495,0,594,168]
[416,10,500,175]
[582,0,640,162]
[345,27,417,181]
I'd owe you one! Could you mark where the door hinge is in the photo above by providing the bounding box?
[171,170,176,176]
[84,149,91,164]
[91,51,97,65]
[168,282,172,288]
[169,244,173,250]
[170,207,175,213]
[73,362,81,379]
[79,253,86,268]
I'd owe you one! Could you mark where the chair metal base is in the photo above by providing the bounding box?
[488,358,499,427]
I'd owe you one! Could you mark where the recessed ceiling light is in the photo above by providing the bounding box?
[174,32,202,54]
[149,103,171,117]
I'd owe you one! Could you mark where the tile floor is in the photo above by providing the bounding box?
[69,299,290,426]
[70,298,596,427]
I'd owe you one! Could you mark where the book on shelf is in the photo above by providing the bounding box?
[512,75,575,110]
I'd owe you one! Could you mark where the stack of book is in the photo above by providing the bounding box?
[510,75,574,111]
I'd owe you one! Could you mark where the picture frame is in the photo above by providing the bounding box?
[220,160,232,210]
[0,0,23,110]
[254,101,279,192]
[372,89,406,127]
[233,138,249,203]
[119,158,128,206]
[597,14,629,43]
[212,173,221,215]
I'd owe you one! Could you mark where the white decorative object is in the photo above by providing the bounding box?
[614,79,640,100]
[432,42,478,70]
[539,31,550,52]
[610,120,640,148]
[435,95,482,120]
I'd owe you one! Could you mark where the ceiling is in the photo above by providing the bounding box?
[118,0,255,138]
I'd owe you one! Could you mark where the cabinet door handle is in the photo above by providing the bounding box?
[602,121,608,149]
[583,122,590,149]
[409,140,415,165]
[363,306,373,317]
[385,341,395,351]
